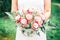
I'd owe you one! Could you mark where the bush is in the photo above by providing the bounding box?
[0,0,11,17]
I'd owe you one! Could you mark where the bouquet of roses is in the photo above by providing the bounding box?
[15,8,45,30]
[6,8,46,36]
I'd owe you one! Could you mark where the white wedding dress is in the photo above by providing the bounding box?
[16,0,46,40]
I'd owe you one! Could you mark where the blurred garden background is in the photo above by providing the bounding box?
[0,0,60,40]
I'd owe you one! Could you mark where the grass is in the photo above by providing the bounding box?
[0,18,16,40]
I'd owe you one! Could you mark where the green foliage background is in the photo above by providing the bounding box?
[0,0,60,40]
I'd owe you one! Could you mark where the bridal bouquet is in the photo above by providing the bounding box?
[15,9,45,29]
[6,8,46,36]
[15,8,46,36]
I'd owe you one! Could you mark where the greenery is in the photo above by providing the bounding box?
[0,0,60,40]
[46,4,60,40]
[0,0,11,17]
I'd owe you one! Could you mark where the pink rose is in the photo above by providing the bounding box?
[38,20,43,27]
[34,16,43,27]
[40,13,45,20]
[20,19,27,25]
[22,9,27,14]
[34,16,41,23]
[15,15,20,21]
[26,14,33,21]
[29,8,34,12]
[31,23,39,30]
[15,15,21,23]
[27,9,33,14]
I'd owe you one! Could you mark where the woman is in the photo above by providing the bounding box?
[11,0,51,40]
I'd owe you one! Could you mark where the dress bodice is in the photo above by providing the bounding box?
[18,0,44,11]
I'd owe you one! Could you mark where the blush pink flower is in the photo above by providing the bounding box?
[36,10,42,15]
[20,19,27,25]
[34,16,41,23]
[27,9,34,14]
[40,13,45,20]
[22,9,27,14]
[15,15,20,21]
[34,16,43,27]
[31,23,39,30]
[15,15,21,23]
[38,20,43,27]
[29,8,34,12]
[26,14,33,21]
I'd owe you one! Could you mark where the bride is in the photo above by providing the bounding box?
[11,0,51,40]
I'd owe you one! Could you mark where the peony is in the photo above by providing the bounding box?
[15,15,21,23]
[26,14,33,21]
[20,19,27,25]
[34,16,43,27]
[31,23,39,30]
[40,13,45,20]
[29,8,34,13]
[27,8,34,13]
[36,10,42,15]
[22,9,27,14]
[15,15,20,21]
[38,20,43,27]
[34,16,41,23]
